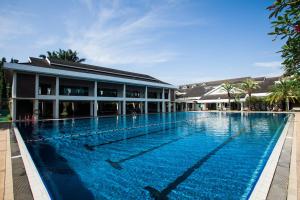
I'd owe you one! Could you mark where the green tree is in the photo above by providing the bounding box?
[266,78,299,110]
[268,0,300,75]
[221,82,234,110]
[39,49,86,63]
[240,79,260,110]
[0,58,7,102]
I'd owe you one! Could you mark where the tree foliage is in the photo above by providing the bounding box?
[268,0,300,75]
[39,49,86,63]
[239,79,260,109]
[0,58,7,101]
[266,77,300,110]
[221,82,234,109]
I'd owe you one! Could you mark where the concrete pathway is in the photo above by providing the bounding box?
[0,124,13,200]
[295,113,300,199]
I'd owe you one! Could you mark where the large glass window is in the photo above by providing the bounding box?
[148,92,158,99]
[126,91,141,98]
[39,84,53,95]
[59,86,89,96]
[98,88,118,97]
[164,92,169,99]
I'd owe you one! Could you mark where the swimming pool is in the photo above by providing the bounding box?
[16,112,287,200]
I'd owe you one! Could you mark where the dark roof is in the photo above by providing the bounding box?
[24,57,169,84]
[178,76,281,98]
[254,76,279,93]
[200,94,246,100]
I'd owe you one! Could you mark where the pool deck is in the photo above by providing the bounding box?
[295,113,300,199]
[0,124,13,200]
[0,112,299,199]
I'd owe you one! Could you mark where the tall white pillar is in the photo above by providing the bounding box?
[168,89,171,112]
[118,101,122,115]
[162,88,166,112]
[145,86,148,114]
[54,77,59,119]
[34,100,39,120]
[123,84,126,115]
[202,103,207,111]
[185,102,188,111]
[12,72,17,98]
[173,102,176,112]
[93,81,98,117]
[33,74,39,121]
[240,102,244,111]
[12,72,17,121]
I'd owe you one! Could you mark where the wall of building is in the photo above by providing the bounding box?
[10,72,175,121]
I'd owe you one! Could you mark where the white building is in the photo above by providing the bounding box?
[3,57,176,121]
[176,76,281,111]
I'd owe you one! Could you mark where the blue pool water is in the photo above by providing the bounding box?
[17,112,287,200]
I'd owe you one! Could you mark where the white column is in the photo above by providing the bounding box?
[185,102,188,111]
[33,74,39,121]
[93,81,98,117]
[54,77,59,119]
[173,102,176,112]
[145,86,148,114]
[162,88,166,112]
[118,101,122,115]
[34,100,39,120]
[202,103,207,111]
[12,72,17,98]
[240,102,244,111]
[168,89,171,112]
[35,74,39,97]
[11,72,17,121]
[123,84,126,115]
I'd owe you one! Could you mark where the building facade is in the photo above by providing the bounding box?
[176,76,282,111]
[4,57,176,121]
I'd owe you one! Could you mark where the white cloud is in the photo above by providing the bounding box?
[65,0,201,66]
[0,10,34,48]
[253,61,282,68]
[33,36,60,48]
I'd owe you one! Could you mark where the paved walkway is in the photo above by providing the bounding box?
[295,113,300,199]
[0,124,13,200]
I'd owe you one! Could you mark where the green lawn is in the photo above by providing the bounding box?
[0,109,11,122]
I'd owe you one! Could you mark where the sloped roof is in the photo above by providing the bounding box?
[200,93,246,100]
[24,57,169,84]
[178,76,281,98]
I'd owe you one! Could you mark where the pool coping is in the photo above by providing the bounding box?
[12,124,51,200]
[249,115,292,200]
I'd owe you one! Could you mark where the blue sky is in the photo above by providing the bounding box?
[0,0,283,85]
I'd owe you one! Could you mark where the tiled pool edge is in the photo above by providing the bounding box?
[12,124,51,200]
[249,115,292,200]
[287,114,297,200]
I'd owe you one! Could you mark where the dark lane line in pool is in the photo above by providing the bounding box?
[84,122,189,151]
[144,131,242,200]
[106,137,183,170]
[105,124,205,170]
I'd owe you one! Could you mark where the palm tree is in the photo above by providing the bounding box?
[240,79,260,110]
[39,49,86,63]
[221,82,234,110]
[266,79,299,111]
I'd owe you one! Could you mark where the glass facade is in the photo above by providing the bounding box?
[59,86,89,96]
[39,84,54,95]
[98,88,118,97]
[126,90,141,98]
